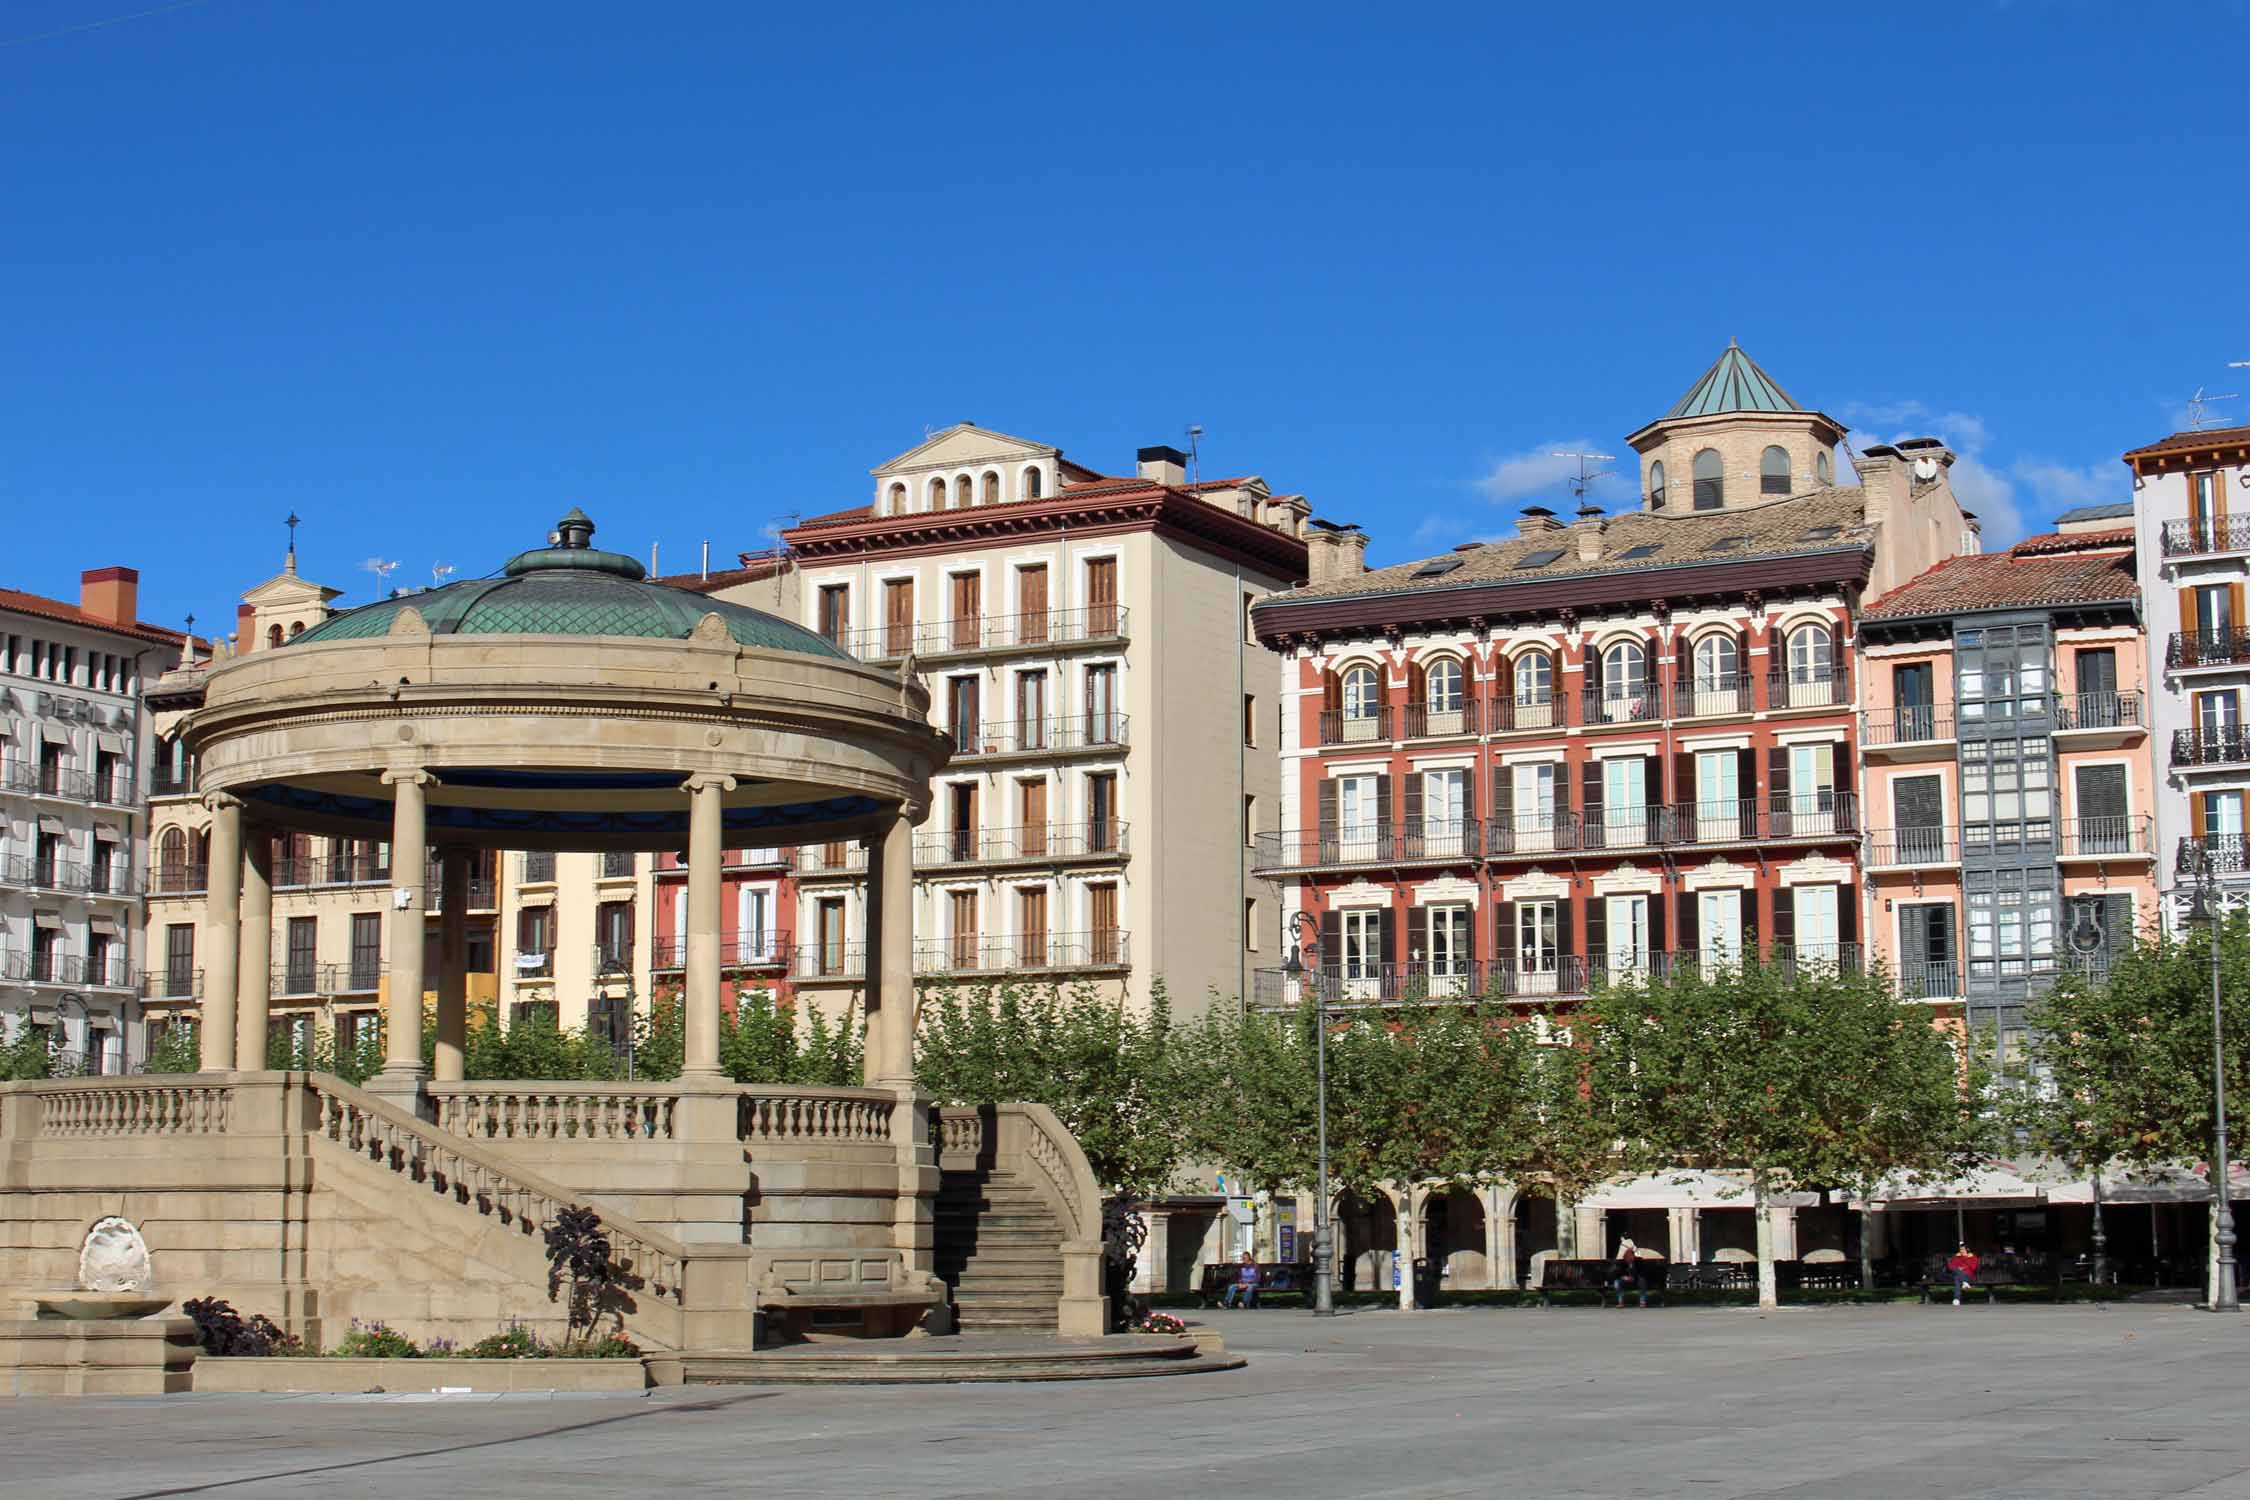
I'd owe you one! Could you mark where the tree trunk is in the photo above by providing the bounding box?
[1556,1192,1578,1257]
[1753,1171,1778,1309]
[1858,1177,1877,1297]
[1397,1182,1418,1312]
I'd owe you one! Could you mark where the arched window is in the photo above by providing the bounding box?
[1761,445,1792,496]
[928,476,948,511]
[1692,449,1724,509]
[288,621,304,639]
[1601,641,1648,698]
[1023,466,1043,501]
[1693,633,1739,689]
[888,482,907,514]
[982,471,1000,506]
[158,827,186,886]
[1342,665,1380,720]
[1816,450,1832,485]
[953,475,973,510]
[191,828,210,866]
[266,624,282,650]
[1425,659,1464,713]
[1515,651,1553,703]
[1788,623,1834,682]
[1648,459,1667,509]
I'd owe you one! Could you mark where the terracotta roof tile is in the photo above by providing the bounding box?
[791,504,875,530]
[2122,425,2250,461]
[1862,536,2137,620]
[0,586,189,647]
[1277,489,1871,603]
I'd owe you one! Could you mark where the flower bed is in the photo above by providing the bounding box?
[194,1357,649,1394]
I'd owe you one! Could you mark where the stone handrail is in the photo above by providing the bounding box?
[738,1085,897,1146]
[427,1083,679,1143]
[302,1073,699,1342]
[1001,1103,1103,1245]
[0,1075,234,1138]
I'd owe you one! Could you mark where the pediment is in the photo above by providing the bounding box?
[872,424,1057,476]
[241,571,343,607]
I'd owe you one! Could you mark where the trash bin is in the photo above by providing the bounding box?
[1412,1255,1441,1308]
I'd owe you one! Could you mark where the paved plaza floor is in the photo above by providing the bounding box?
[6,1304,2249,1498]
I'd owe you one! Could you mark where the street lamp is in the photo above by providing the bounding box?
[2185,849,2240,1313]
[2066,904,2109,1286]
[1281,911,1336,1317]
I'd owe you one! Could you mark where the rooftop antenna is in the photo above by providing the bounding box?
[1551,451,1616,511]
[363,557,400,596]
[430,561,455,588]
[1186,423,1204,488]
[2188,386,2240,431]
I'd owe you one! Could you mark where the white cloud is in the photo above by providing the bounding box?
[1839,398,2046,545]
[2009,458,2122,514]
[1475,439,1635,508]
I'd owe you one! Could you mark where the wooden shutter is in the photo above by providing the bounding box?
[1375,774,1393,840]
[2191,473,2209,535]
[1737,750,1757,821]
[2099,892,2134,949]
[2233,583,2246,633]
[1493,901,1516,965]
[1767,746,1790,830]
[2182,587,2202,639]
[1086,558,1118,635]
[1583,642,1602,694]
[1323,672,1342,715]
[1491,652,1513,706]
[2075,763,2127,824]
[883,579,913,655]
[1901,903,1930,965]
[1318,781,1339,860]
[1771,887,1796,952]
[1585,899,1607,970]
[1018,564,1048,645]
[1673,752,1693,815]
[1379,906,1397,968]
[1409,907,1429,965]
[1644,758,1662,814]
[1403,774,1424,853]
[1649,894,1667,957]
[1490,766,1513,851]
[1556,898,1575,958]
[1321,909,1341,975]
[1581,761,1603,845]
[2192,789,2209,836]
[1408,660,1427,706]
[1839,887,1858,947]
[1676,890,1699,953]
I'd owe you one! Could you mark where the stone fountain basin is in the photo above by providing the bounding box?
[30,1291,175,1321]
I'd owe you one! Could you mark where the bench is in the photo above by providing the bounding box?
[1537,1258,1662,1306]
[1922,1257,2057,1304]
[1194,1261,1316,1307]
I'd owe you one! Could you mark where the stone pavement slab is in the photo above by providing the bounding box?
[3,1305,2246,1499]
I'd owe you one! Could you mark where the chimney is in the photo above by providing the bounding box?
[235,602,256,648]
[1137,444,1189,486]
[79,567,139,629]
[1305,523,1369,585]
[1573,504,1608,564]
[1517,505,1561,537]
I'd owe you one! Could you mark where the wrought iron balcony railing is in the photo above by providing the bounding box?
[1318,707,1392,746]
[2052,690,2143,731]
[2163,517,2250,557]
[914,930,1131,976]
[1863,703,1954,746]
[2174,728,2250,768]
[2169,630,2250,671]
[1671,677,1754,719]
[1865,826,1962,866]
[1401,701,1480,739]
[919,821,1129,867]
[650,934,791,972]
[1766,668,1851,710]
[947,714,1129,758]
[2056,815,2152,858]
[838,605,1130,662]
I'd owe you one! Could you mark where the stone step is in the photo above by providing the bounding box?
[676,1334,1241,1385]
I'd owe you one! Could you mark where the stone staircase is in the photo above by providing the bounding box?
[935,1167,1067,1333]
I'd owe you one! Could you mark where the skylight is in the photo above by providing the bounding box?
[1412,557,1465,578]
[1516,548,1566,569]
[1618,544,1660,560]
[1706,537,1750,553]
[1801,525,1842,540]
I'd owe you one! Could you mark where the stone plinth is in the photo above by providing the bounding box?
[0,1316,198,1397]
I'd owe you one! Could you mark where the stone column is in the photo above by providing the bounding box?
[235,826,273,1070]
[198,793,244,1072]
[433,847,471,1083]
[682,773,736,1080]
[871,809,916,1085]
[372,770,433,1093]
[1669,1206,1700,1267]
[1487,1186,1516,1291]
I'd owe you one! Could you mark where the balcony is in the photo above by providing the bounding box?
[1865,827,1962,868]
[1580,686,1664,727]
[521,852,557,883]
[150,862,209,897]
[150,768,194,798]
[0,950,136,989]
[144,966,202,1001]
[512,947,556,979]
[338,961,382,994]
[649,934,791,973]
[838,605,1130,664]
[1318,707,1392,746]
[919,821,1129,870]
[2052,691,2144,734]
[1671,678,1754,720]
[915,930,1131,977]
[1896,960,1962,1001]
[1770,943,1865,980]
[1765,791,1860,840]
[2180,834,2250,877]
[1767,668,1851,710]
[1486,697,1566,733]
[2057,815,2153,859]
[2173,728,2250,769]
[2,853,138,898]
[0,759,102,803]
[2162,517,2250,559]
[794,941,867,982]
[2168,630,2250,671]
[274,853,390,889]
[1401,701,1480,739]
[1251,823,1482,875]
[792,843,869,879]
[1664,799,1765,848]
[653,848,789,876]
[1863,703,1955,749]
[946,715,1128,761]
[272,962,333,1000]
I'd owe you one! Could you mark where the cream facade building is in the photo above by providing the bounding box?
[1,568,188,1072]
[769,424,1311,1017]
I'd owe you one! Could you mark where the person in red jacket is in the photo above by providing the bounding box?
[1947,1243,1981,1306]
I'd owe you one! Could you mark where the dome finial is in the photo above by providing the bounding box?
[555,508,595,550]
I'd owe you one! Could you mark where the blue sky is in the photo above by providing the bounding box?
[3,1,2245,629]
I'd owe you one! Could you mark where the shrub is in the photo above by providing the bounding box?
[333,1320,420,1359]
[544,1206,630,1341]
[182,1298,302,1357]
[466,1325,551,1359]
[556,1332,641,1359]
[1134,1311,1187,1336]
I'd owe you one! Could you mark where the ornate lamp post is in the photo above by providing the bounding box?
[2184,845,2240,1313]
[1280,910,1336,1317]
[2066,904,2109,1286]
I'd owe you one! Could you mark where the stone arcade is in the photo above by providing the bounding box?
[0,513,1111,1377]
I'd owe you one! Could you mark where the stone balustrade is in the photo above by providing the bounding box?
[428,1083,680,1143]
[1,1077,235,1138]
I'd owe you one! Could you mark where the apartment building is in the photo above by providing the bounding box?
[1249,345,1971,1012]
[2,568,189,1072]
[766,423,1311,1017]
[2129,424,2250,928]
[1857,520,2155,1062]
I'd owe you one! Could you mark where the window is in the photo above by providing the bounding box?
[1603,894,1651,979]
[1957,621,2050,721]
[1648,459,1666,509]
[1794,885,1842,964]
[1516,901,1560,984]
[267,624,283,650]
[1422,904,1473,994]
[1425,659,1464,714]
[1693,634,1738,691]
[286,917,317,993]
[816,898,848,974]
[1340,665,1380,736]
[516,906,555,975]
[1088,772,1118,852]
[1015,670,1047,748]
[982,470,1001,506]
[164,923,195,993]
[1244,692,1257,747]
[1897,902,1956,997]
[595,901,633,972]
[601,850,633,878]
[1966,867,2057,984]
[1892,772,1945,861]
[523,850,555,883]
[1692,448,1724,509]
[1694,749,1743,838]
[1085,557,1118,636]
[888,482,906,514]
[2073,763,2129,853]
[738,886,774,959]
[817,585,849,645]
[1023,466,1043,501]
[1816,450,1833,485]
[947,782,977,860]
[1604,756,1650,844]
[1601,641,1648,699]
[1018,887,1049,967]
[1962,737,2052,850]
[1089,882,1120,964]
[948,571,982,649]
[928,476,949,511]
[1015,565,1049,645]
[882,579,914,656]
[1341,908,1383,995]
[2192,472,2222,548]
[1334,774,1381,858]
[466,926,495,974]
[1243,794,1256,845]
[947,890,979,968]
[1760,445,1791,495]
[1511,762,1559,851]
[1243,591,1257,645]
[1699,889,1745,968]
[1419,768,1468,856]
[2200,690,2242,739]
[947,675,980,752]
[1787,624,1834,682]
[2074,647,2119,725]
[1084,665,1119,743]
[349,912,382,990]
[1244,898,1259,951]
[1513,652,1554,728]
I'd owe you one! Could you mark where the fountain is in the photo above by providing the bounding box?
[30,1218,172,1321]
[3,1218,196,1396]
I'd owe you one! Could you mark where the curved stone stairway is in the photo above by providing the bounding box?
[934,1167,1067,1333]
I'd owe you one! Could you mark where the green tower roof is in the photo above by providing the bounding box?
[293,511,848,659]
[1664,340,1805,420]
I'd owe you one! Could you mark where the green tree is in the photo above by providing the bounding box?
[1586,956,1985,1307]
[1176,1001,1317,1196]
[1,1024,55,1081]
[143,1019,201,1076]
[719,988,861,1085]
[1515,1019,1629,1257]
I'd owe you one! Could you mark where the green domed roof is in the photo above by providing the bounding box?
[293,509,847,659]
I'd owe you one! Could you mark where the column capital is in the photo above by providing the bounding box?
[681,772,739,796]
[200,790,245,816]
[380,768,437,788]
